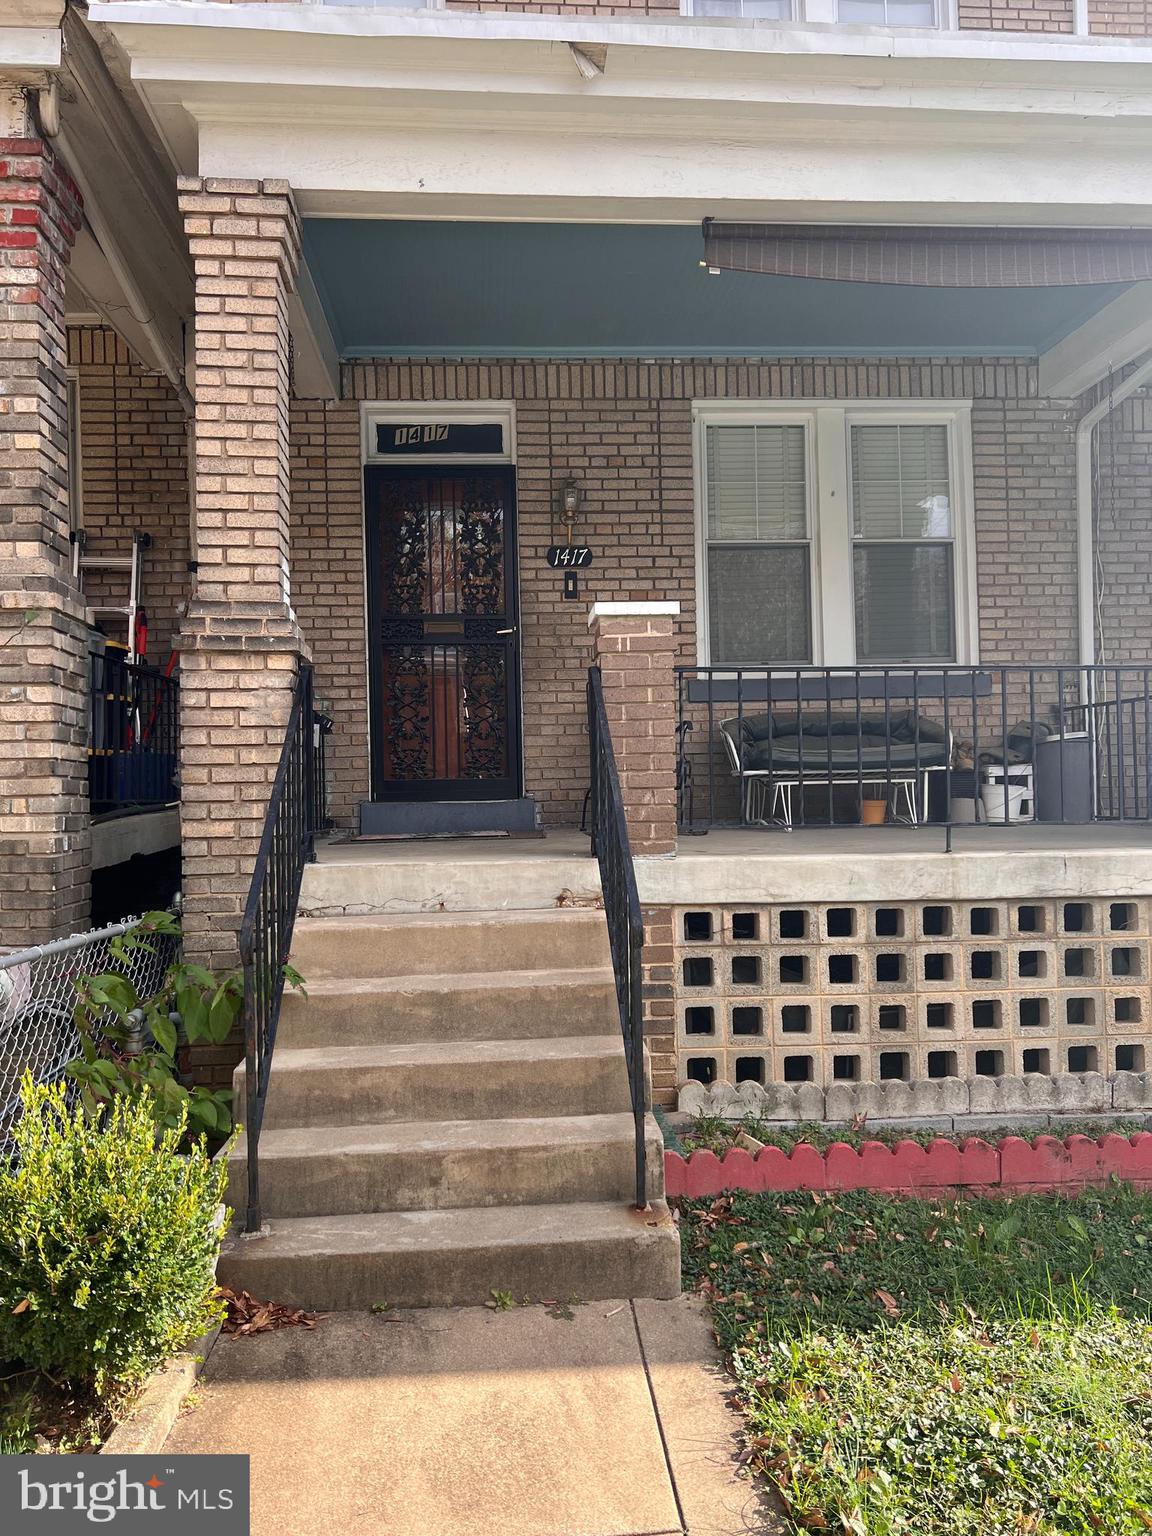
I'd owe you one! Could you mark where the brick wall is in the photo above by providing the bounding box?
[177,176,307,970]
[67,326,191,666]
[303,358,1089,828]
[1089,0,1152,33]
[289,399,366,829]
[958,0,1074,29]
[0,133,92,946]
[1092,391,1152,664]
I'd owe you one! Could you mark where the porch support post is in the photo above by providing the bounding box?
[177,175,308,972]
[588,601,680,857]
[0,111,92,945]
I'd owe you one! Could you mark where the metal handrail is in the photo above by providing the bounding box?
[238,664,318,1233]
[586,666,648,1211]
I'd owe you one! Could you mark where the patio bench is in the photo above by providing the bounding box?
[719,709,952,828]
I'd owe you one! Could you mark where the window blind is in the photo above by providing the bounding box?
[851,424,951,539]
[706,425,807,542]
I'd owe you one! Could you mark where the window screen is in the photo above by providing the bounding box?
[850,423,956,662]
[705,425,811,665]
[838,0,937,24]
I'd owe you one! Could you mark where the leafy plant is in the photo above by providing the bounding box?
[0,1078,229,1397]
[67,911,239,1139]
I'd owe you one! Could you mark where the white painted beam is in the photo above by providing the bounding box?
[1039,283,1152,399]
[198,118,1152,228]
[0,25,60,76]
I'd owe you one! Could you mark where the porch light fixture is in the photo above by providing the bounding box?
[557,476,582,544]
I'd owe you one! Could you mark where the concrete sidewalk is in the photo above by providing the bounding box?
[164,1295,784,1536]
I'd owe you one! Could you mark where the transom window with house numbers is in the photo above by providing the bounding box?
[695,403,977,668]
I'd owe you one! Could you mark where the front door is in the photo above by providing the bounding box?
[365,464,521,801]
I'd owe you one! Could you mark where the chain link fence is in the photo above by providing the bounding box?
[0,916,178,1149]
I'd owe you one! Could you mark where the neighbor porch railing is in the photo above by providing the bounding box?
[587,666,648,1210]
[88,649,179,813]
[676,664,1152,842]
[238,664,327,1233]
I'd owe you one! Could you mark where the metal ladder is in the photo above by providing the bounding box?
[72,530,151,663]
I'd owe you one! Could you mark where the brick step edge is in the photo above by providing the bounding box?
[664,1130,1152,1197]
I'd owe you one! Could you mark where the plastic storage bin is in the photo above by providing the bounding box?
[1035,731,1092,823]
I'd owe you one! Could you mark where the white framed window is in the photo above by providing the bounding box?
[835,0,938,25]
[683,0,946,22]
[688,0,793,15]
[694,401,977,668]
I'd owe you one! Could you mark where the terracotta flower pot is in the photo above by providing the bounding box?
[860,797,887,826]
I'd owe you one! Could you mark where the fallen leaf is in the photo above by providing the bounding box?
[875,1289,901,1318]
[11,1298,30,1315]
[218,1285,323,1336]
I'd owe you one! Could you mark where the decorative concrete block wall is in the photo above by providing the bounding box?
[673,897,1151,1094]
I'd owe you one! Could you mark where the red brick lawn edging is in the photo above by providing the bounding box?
[664,1133,1152,1198]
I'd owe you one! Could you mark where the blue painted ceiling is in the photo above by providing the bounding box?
[303,220,1129,359]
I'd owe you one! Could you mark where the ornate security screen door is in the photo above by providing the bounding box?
[365,465,521,801]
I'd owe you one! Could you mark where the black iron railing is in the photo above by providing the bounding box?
[88,650,179,812]
[676,664,1152,842]
[587,666,648,1210]
[238,664,318,1233]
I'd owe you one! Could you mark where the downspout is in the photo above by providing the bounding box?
[1075,354,1152,668]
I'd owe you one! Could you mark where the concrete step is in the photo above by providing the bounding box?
[290,908,609,982]
[250,1036,632,1129]
[293,903,608,976]
[277,968,619,1048]
[299,839,602,916]
[227,1113,665,1218]
[217,1199,681,1310]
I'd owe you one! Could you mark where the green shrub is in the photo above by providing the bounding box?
[0,1078,229,1397]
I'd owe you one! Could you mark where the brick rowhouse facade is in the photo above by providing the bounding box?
[0,127,90,946]
[289,358,1098,832]
[176,176,308,972]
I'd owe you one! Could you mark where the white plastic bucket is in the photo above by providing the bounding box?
[980,766,1033,823]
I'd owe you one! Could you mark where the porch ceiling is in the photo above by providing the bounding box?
[303,220,1129,361]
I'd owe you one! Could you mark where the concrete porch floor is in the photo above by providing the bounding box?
[301,824,1152,913]
[164,1296,782,1536]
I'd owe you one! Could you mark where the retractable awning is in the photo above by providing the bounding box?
[701,222,1152,288]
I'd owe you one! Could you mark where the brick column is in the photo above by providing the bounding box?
[588,601,679,857]
[0,124,91,945]
[177,176,308,973]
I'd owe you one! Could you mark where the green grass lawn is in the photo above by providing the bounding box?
[682,1187,1152,1535]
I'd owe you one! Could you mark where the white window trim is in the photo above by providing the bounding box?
[681,0,953,28]
[693,398,978,669]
